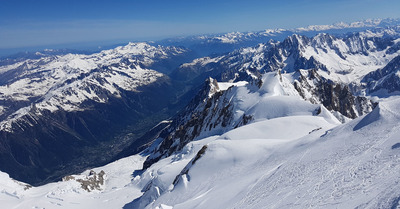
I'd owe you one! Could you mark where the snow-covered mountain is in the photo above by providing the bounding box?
[2,75,399,209]
[0,49,96,67]
[362,55,400,96]
[165,28,400,147]
[144,71,347,168]
[0,42,194,185]
[158,18,400,56]
[0,42,186,123]
[131,94,400,209]
[174,26,400,84]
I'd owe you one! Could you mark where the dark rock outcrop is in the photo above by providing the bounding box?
[363,55,400,95]
[294,69,376,119]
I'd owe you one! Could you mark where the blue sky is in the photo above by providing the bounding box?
[1,0,400,51]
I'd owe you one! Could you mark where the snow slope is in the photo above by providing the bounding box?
[0,154,146,209]
[133,97,400,209]
[144,70,356,167]
[129,71,343,208]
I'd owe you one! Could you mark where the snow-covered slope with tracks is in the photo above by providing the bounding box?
[130,95,400,209]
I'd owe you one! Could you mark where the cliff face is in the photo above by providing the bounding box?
[362,55,400,95]
[144,78,246,168]
[294,69,377,120]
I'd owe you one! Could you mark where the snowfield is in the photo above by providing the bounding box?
[133,98,400,209]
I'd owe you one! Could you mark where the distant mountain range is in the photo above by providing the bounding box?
[156,18,400,56]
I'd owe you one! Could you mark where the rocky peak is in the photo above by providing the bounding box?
[362,55,400,95]
[363,55,400,82]
[311,33,336,47]
[143,77,259,169]
[294,69,376,120]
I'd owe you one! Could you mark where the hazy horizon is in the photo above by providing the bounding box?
[0,0,400,49]
[1,0,400,57]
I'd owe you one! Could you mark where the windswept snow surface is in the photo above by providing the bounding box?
[217,81,248,91]
[130,97,400,209]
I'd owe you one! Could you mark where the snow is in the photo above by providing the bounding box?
[0,68,345,209]
[0,42,178,132]
[301,37,400,83]
[179,18,400,46]
[134,113,336,208]
[0,154,146,209]
[231,72,322,122]
[217,81,248,91]
[180,28,400,91]
[211,32,255,44]
[0,106,33,131]
[122,70,347,208]
[4,94,399,209]
[261,29,286,35]
[294,18,386,32]
[221,115,335,141]
[214,36,238,44]
[187,71,343,142]
[135,97,400,209]
[180,56,224,68]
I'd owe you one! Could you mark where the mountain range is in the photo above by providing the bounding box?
[1,18,400,209]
